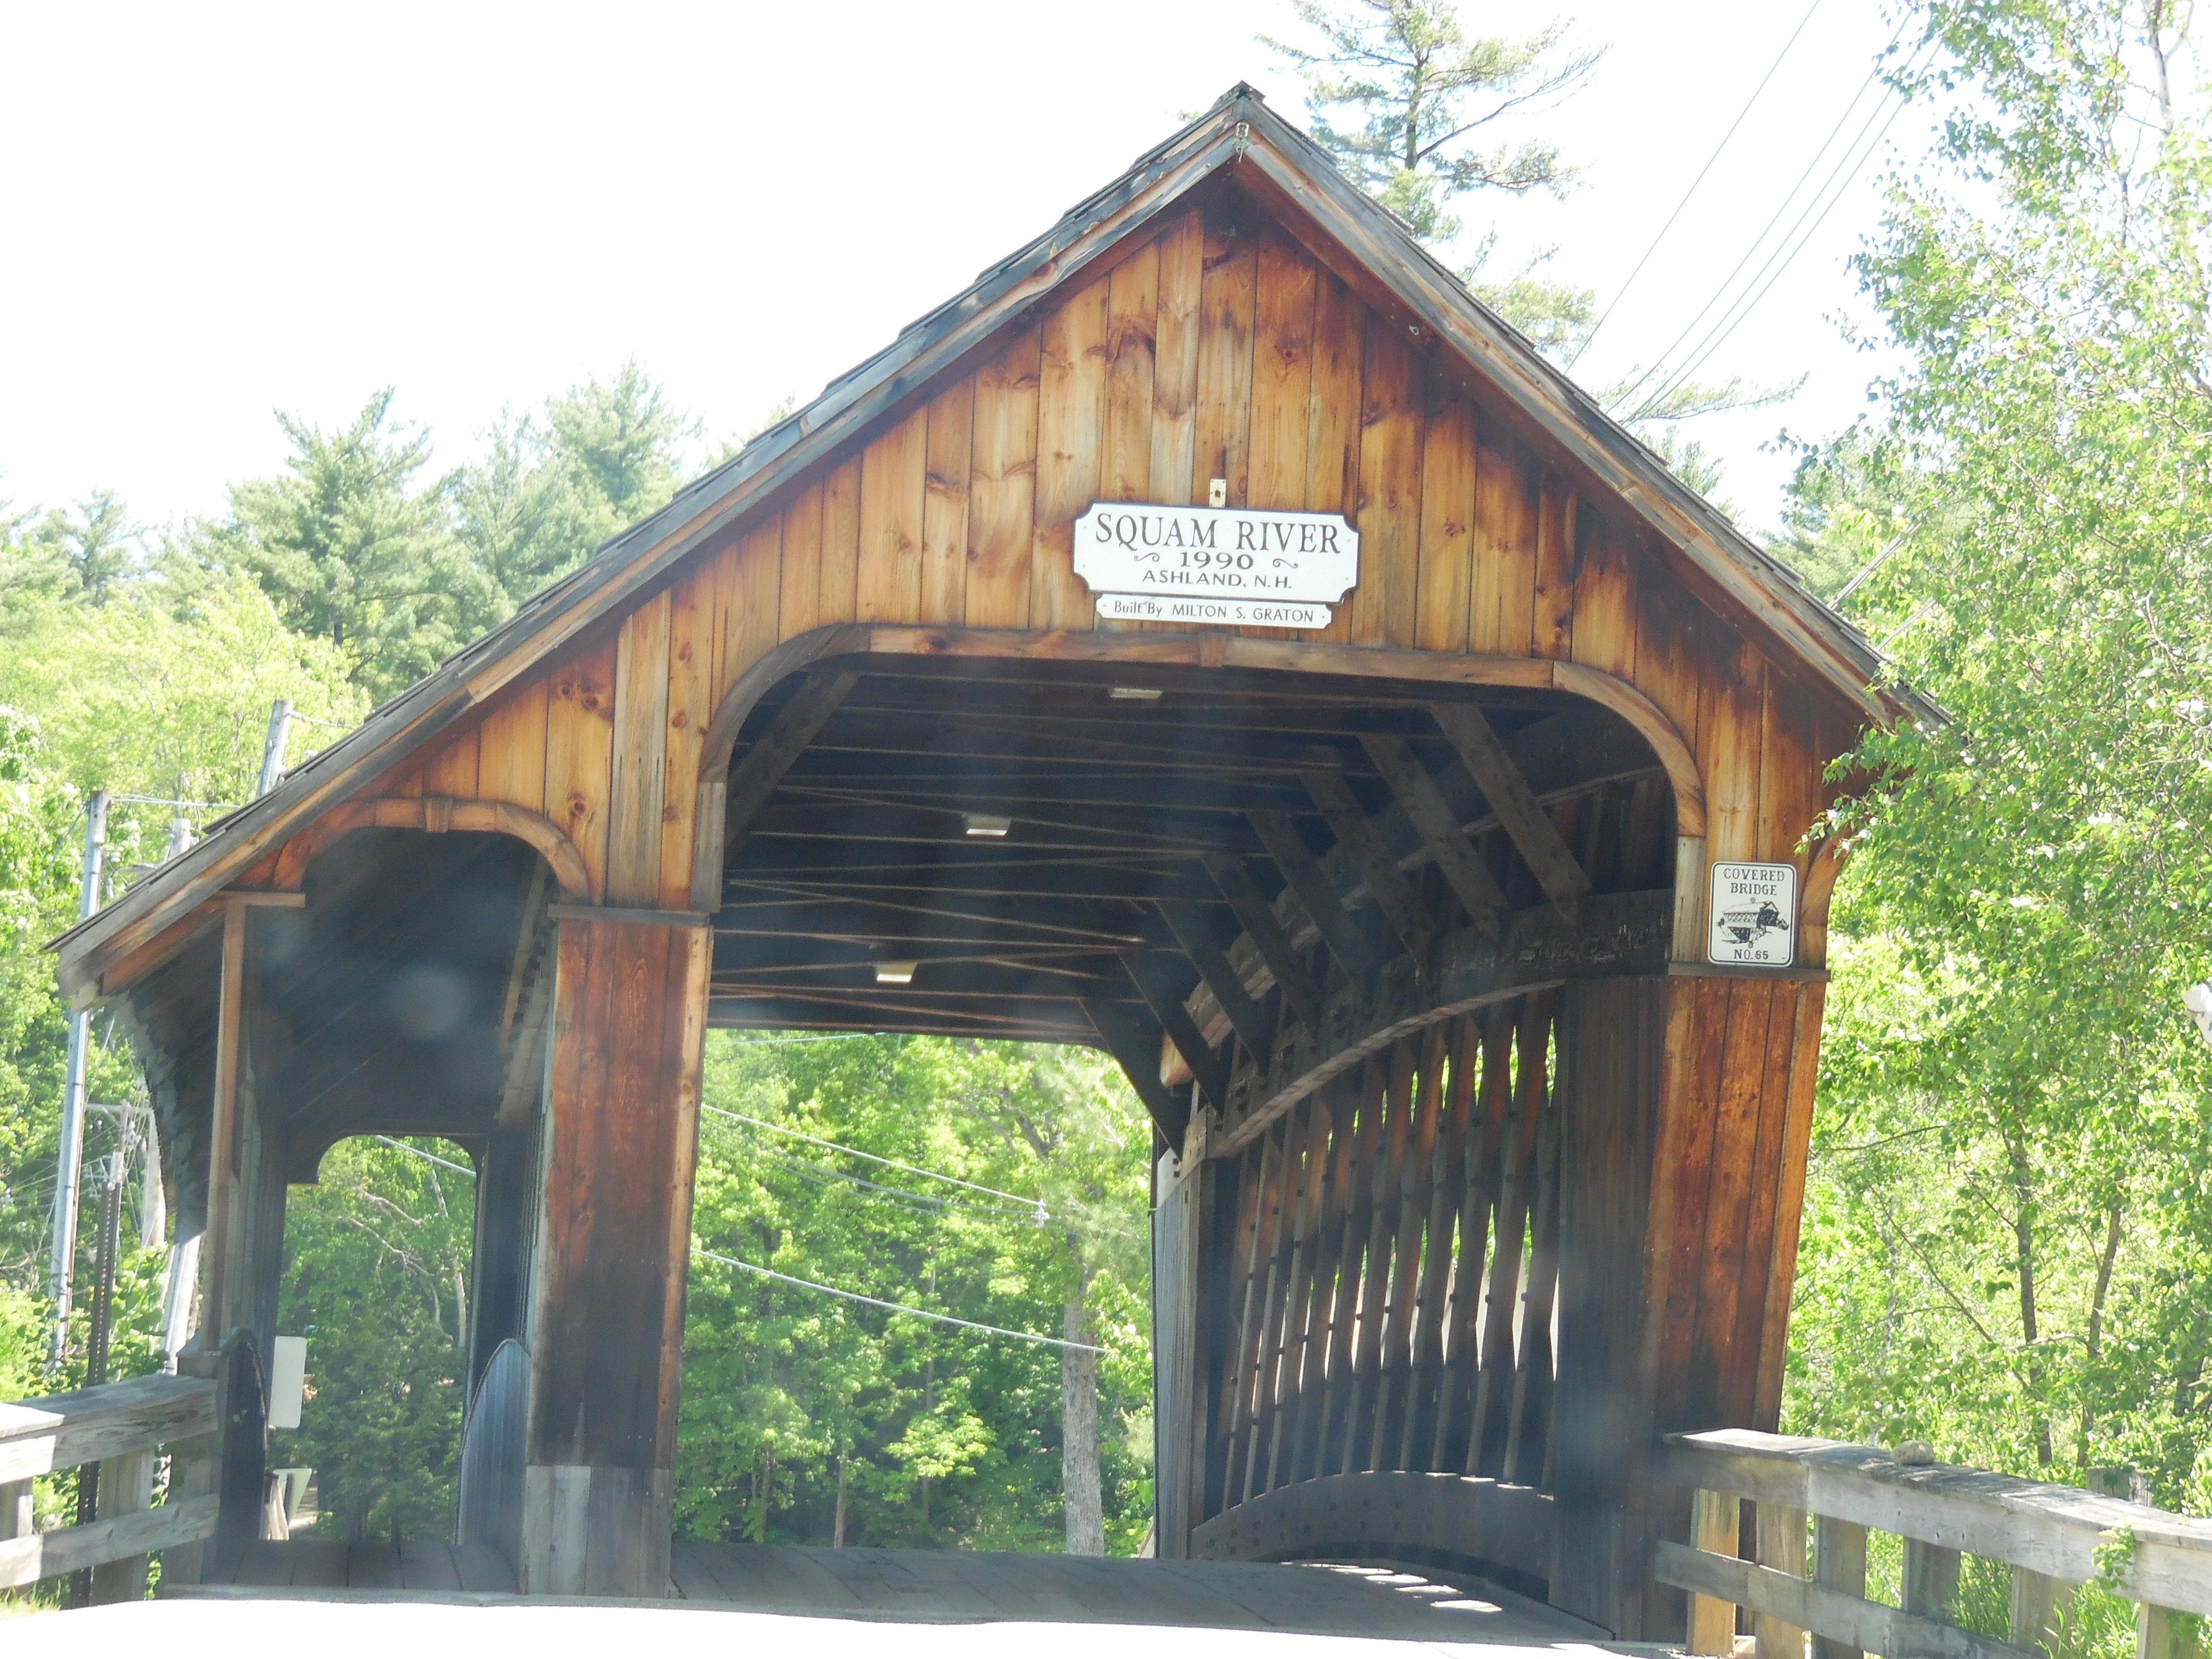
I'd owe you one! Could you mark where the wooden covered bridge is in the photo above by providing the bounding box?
[37,84,2196,1652]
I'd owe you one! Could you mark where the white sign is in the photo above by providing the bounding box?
[1708,861,1798,967]
[1073,501,1358,630]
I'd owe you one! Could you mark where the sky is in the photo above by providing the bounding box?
[0,1,1933,543]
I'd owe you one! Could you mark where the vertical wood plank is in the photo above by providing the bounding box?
[1149,213,1204,507]
[777,488,824,643]
[920,379,975,627]
[818,456,862,623]
[1304,273,1364,645]
[660,567,714,910]
[1688,1488,1743,1654]
[1351,318,1423,648]
[1532,478,1580,660]
[1754,1502,1810,1659]
[1432,1013,1502,1471]
[1248,237,1317,511]
[1033,278,1109,630]
[1753,983,1828,1429]
[419,724,481,800]
[1344,1039,1416,1471]
[966,325,1041,629]
[1569,513,1638,681]
[1474,441,1539,657]
[606,591,672,907]
[543,636,618,902]
[475,677,550,813]
[1816,1515,1870,1659]
[1375,1021,1447,1467]
[856,404,928,622]
[1414,378,1476,654]
[722,522,784,722]
[1688,982,1780,1418]
[1703,627,1768,867]
[1103,244,1160,501]
[1194,215,1258,505]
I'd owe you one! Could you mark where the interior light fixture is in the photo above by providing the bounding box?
[874,960,918,986]
[1108,685,1162,702]
[963,813,1012,838]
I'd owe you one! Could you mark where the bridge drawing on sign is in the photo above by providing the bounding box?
[16,82,2209,1659]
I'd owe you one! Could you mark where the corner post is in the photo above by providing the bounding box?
[520,908,709,1597]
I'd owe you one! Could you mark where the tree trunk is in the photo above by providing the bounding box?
[834,1452,848,1548]
[2006,1137,2054,1467]
[1061,1296,1105,1555]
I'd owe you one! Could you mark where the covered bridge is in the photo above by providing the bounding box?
[53,85,1921,1632]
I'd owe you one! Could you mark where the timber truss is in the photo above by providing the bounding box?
[710,653,1677,1147]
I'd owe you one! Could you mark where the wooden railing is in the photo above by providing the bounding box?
[1,1373,219,1602]
[1657,1429,2212,1659]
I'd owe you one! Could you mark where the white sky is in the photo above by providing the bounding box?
[0,1,1929,543]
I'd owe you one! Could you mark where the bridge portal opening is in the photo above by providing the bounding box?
[683,647,1678,1588]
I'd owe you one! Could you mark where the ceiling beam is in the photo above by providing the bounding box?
[1084,999,1190,1147]
[1298,767,1432,962]
[1120,949,1227,1111]
[1246,808,1374,974]
[1358,733,1506,938]
[1201,853,1325,1034]
[724,669,859,858]
[1430,703,1592,905]
[1158,902,1272,1059]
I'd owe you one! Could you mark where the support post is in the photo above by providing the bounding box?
[257,698,294,797]
[520,912,708,1597]
[48,789,108,1368]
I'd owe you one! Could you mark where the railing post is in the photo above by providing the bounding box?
[2009,1566,2070,1658]
[1903,1537,1961,1626]
[1687,1489,1740,1655]
[0,1479,29,1543]
[2138,1605,2200,1659]
[1754,1500,1809,1659]
[1813,1515,1869,1659]
[86,1448,154,1603]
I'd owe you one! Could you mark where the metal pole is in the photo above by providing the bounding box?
[257,698,294,797]
[48,790,108,1368]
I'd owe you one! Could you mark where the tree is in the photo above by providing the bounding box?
[1782,0,2212,1516]
[452,363,700,615]
[676,1033,1153,1555]
[198,390,498,699]
[1266,1,1786,478]
[1267,1,1601,347]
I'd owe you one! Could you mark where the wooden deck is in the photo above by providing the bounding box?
[191,1537,1616,1645]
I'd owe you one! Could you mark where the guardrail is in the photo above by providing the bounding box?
[1657,1429,2211,1659]
[1,1372,220,1602]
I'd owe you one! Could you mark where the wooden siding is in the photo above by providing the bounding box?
[384,208,1844,957]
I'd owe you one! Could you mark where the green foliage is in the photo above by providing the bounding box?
[676,1033,1153,1554]
[191,391,497,701]
[270,1137,474,1540]
[1785,0,2212,1518]
[450,362,700,615]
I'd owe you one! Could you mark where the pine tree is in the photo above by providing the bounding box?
[200,390,497,700]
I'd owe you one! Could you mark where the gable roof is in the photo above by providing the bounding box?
[54,83,1931,998]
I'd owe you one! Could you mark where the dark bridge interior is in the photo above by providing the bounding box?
[711,654,1678,1143]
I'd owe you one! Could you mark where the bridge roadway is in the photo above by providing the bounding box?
[103,1538,1657,1653]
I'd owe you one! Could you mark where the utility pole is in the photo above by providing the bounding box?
[257,698,294,797]
[48,790,108,1369]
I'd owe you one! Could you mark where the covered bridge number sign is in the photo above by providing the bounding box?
[1074,501,1359,629]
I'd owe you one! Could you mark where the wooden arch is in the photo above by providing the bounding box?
[688,622,1707,916]
[267,795,597,902]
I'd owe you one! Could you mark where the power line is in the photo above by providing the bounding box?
[372,1135,473,1176]
[1628,43,1929,423]
[1570,0,1825,368]
[702,1104,1046,1213]
[1609,14,1914,419]
[695,1247,1104,1353]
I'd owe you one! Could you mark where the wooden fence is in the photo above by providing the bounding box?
[1658,1428,2212,1659]
[0,1372,219,1603]
[1203,994,1560,1518]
